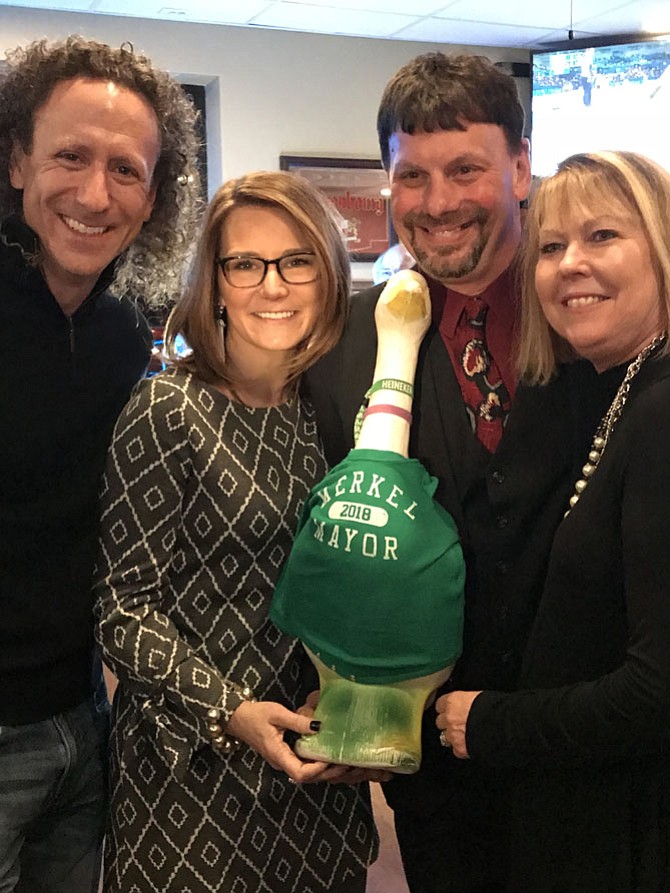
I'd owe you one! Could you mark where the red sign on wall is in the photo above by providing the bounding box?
[280,156,391,260]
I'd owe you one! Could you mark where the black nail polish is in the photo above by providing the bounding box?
[309,720,321,733]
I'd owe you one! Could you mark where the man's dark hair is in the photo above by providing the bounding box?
[0,35,202,305]
[377,53,525,168]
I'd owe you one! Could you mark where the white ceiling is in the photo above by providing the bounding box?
[1,0,669,49]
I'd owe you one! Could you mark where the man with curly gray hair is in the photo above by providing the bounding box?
[0,35,200,892]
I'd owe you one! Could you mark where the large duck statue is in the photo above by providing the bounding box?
[270,270,464,773]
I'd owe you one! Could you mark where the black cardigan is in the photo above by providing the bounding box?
[467,352,670,893]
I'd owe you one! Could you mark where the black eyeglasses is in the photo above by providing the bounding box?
[216,252,318,287]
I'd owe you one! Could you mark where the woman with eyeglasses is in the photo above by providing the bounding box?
[93,171,378,893]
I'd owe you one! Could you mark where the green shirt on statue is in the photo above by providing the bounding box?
[271,448,465,684]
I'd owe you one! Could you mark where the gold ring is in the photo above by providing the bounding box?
[439,730,451,749]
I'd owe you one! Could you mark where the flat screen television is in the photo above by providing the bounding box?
[531,35,670,176]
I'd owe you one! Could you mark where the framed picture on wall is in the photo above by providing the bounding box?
[279,155,392,261]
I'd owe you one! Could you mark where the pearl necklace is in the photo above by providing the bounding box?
[565,333,667,517]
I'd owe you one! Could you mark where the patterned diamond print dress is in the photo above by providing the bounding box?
[95,368,377,892]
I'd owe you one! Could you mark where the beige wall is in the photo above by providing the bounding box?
[0,4,529,197]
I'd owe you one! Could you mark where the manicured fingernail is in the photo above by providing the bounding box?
[309,720,321,732]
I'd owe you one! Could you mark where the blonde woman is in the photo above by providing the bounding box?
[439,152,670,892]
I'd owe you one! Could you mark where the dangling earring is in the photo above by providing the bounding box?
[215,304,226,360]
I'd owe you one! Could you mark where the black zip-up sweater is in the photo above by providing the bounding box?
[0,216,152,724]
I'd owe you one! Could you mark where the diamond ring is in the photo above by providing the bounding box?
[439,730,451,749]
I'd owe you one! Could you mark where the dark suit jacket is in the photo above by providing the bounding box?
[305,283,618,826]
[307,283,488,538]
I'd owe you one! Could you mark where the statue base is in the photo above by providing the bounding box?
[296,649,452,774]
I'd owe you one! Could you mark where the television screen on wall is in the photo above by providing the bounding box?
[531,35,670,176]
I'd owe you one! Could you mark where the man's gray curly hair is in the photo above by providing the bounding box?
[0,35,202,306]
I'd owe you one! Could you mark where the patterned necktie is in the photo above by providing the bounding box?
[453,296,511,452]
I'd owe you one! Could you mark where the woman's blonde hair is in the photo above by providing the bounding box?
[164,170,350,388]
[518,151,670,383]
